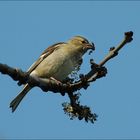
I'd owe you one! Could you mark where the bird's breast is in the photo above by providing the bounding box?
[32,48,78,81]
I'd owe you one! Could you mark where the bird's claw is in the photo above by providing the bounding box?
[50,77,62,85]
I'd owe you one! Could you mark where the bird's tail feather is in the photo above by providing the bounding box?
[10,84,31,112]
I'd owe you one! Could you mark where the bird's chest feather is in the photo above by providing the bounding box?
[34,48,79,81]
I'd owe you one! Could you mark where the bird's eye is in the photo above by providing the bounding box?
[81,40,88,44]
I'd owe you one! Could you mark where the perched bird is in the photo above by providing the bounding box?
[10,36,95,112]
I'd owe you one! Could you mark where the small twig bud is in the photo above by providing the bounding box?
[125,31,133,42]
[109,47,115,51]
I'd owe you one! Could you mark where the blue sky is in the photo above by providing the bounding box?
[0,1,140,139]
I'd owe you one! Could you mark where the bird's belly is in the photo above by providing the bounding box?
[32,50,75,81]
[53,59,74,81]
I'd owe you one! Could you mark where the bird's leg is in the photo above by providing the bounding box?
[50,77,62,85]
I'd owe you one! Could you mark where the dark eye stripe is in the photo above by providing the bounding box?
[82,40,88,44]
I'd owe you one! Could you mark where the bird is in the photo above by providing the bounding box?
[10,36,95,112]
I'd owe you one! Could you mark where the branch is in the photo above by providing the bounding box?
[62,31,133,123]
[68,31,133,88]
[87,31,133,82]
[0,31,133,123]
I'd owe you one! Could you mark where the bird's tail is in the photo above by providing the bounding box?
[10,84,32,112]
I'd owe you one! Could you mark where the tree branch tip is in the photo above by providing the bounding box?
[125,31,133,36]
[124,31,133,43]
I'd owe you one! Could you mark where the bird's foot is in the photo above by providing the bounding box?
[50,77,62,85]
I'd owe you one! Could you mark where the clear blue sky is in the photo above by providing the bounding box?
[0,1,140,139]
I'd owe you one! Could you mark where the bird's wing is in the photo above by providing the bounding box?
[27,42,66,74]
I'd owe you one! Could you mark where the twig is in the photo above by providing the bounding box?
[74,31,133,83]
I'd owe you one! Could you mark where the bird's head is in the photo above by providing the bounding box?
[68,36,95,54]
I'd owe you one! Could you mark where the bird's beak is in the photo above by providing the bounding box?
[86,42,95,51]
